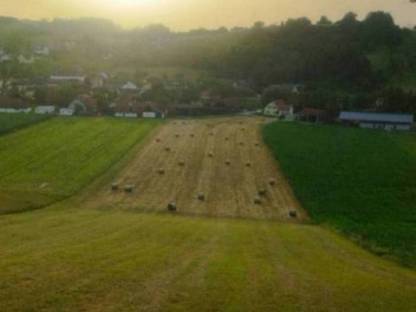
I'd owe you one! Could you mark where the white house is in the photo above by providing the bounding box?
[115,112,138,118]
[59,108,74,116]
[18,55,35,64]
[264,99,294,120]
[142,112,157,119]
[33,46,50,56]
[121,81,139,91]
[35,105,55,114]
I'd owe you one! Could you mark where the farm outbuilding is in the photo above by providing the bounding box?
[35,105,55,114]
[339,112,414,131]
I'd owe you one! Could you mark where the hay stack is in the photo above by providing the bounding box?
[246,162,251,167]
[158,168,165,175]
[175,134,180,138]
[168,202,177,212]
[240,142,244,146]
[165,147,171,152]
[258,189,267,196]
[197,193,206,201]
[111,183,119,191]
[225,137,229,141]
[289,210,298,218]
[124,185,134,193]
[178,161,185,167]
[225,160,231,166]
[190,133,195,138]
[254,196,262,205]
[156,138,161,143]
[208,152,214,158]
[269,178,276,186]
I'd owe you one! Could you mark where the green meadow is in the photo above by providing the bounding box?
[0,117,159,213]
[263,122,416,266]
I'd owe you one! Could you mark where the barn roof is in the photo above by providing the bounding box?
[339,112,414,124]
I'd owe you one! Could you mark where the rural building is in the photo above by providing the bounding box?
[59,108,75,116]
[120,81,139,92]
[299,107,329,123]
[68,95,98,115]
[339,112,414,131]
[264,99,294,120]
[18,55,35,64]
[50,75,86,84]
[35,105,55,114]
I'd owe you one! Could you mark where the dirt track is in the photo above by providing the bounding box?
[92,117,306,221]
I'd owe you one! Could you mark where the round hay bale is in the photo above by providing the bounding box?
[168,202,177,212]
[269,178,276,186]
[165,147,171,152]
[255,142,260,147]
[178,161,185,167]
[289,210,298,218]
[254,196,262,205]
[246,162,251,167]
[190,134,195,138]
[124,185,134,193]
[175,134,180,138]
[158,168,165,175]
[258,189,267,196]
[209,132,214,136]
[208,152,214,158]
[225,137,229,141]
[225,160,231,166]
[239,142,244,146]
[197,193,205,201]
[111,183,119,191]
[156,138,161,143]
[241,128,245,131]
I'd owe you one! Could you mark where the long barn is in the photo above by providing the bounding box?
[339,112,414,131]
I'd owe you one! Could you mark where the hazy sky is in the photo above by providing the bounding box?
[1,0,415,30]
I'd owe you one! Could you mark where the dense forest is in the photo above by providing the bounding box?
[0,11,415,113]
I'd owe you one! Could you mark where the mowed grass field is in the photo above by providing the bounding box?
[263,122,416,266]
[0,117,159,213]
[0,206,415,312]
[0,113,49,135]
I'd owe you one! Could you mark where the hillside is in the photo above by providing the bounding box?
[263,122,416,266]
[0,117,159,213]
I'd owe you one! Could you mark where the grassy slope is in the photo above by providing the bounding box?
[0,117,159,213]
[263,122,416,266]
[0,113,49,135]
[0,207,415,312]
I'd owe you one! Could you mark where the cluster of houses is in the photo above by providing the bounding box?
[0,45,50,64]
[263,99,414,131]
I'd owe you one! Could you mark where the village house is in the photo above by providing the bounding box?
[18,55,35,64]
[68,95,98,115]
[35,105,55,114]
[339,112,414,131]
[49,74,86,85]
[33,45,50,57]
[59,108,75,116]
[264,99,295,120]
[120,81,139,93]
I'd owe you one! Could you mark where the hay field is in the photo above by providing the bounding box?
[90,117,305,221]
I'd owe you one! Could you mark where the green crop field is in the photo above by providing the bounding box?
[0,117,160,214]
[0,113,49,135]
[263,122,416,267]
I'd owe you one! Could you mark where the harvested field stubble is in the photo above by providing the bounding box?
[94,118,305,221]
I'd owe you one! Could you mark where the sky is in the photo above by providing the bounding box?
[0,0,415,30]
